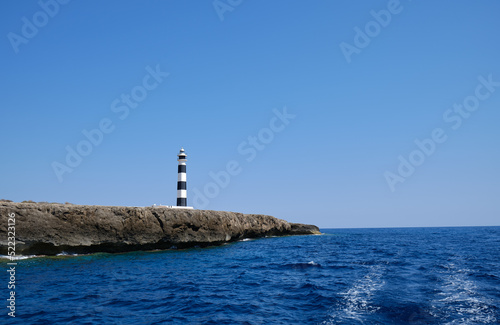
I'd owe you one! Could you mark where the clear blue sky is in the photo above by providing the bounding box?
[1,0,499,228]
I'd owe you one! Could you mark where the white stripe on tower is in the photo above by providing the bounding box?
[177,148,187,207]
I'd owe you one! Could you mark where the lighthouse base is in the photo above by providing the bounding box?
[152,204,194,209]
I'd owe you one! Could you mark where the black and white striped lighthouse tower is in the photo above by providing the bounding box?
[176,148,187,207]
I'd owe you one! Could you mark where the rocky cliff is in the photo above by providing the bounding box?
[0,202,320,255]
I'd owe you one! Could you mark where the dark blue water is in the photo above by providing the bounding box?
[3,227,500,324]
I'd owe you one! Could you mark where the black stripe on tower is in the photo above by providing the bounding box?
[177,181,187,190]
[178,165,186,173]
[177,198,187,206]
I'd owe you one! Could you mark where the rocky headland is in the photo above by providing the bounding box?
[0,201,320,255]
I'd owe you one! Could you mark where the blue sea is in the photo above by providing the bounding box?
[4,227,500,324]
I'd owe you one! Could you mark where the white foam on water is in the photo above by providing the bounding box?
[308,261,319,266]
[56,252,79,257]
[0,254,39,260]
[322,265,385,324]
[431,263,497,324]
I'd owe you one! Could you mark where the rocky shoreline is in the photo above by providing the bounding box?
[0,202,320,255]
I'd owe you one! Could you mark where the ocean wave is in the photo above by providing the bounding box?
[322,265,385,324]
[431,263,498,324]
[0,252,96,261]
[8,226,499,324]
[283,261,322,269]
[57,252,80,257]
[0,254,39,260]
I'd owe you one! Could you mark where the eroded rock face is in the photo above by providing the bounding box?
[0,202,320,255]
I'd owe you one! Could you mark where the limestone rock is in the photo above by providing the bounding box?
[0,202,320,255]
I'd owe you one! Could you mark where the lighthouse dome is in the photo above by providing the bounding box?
[177,148,187,160]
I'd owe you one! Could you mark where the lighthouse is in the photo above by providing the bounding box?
[177,148,187,207]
